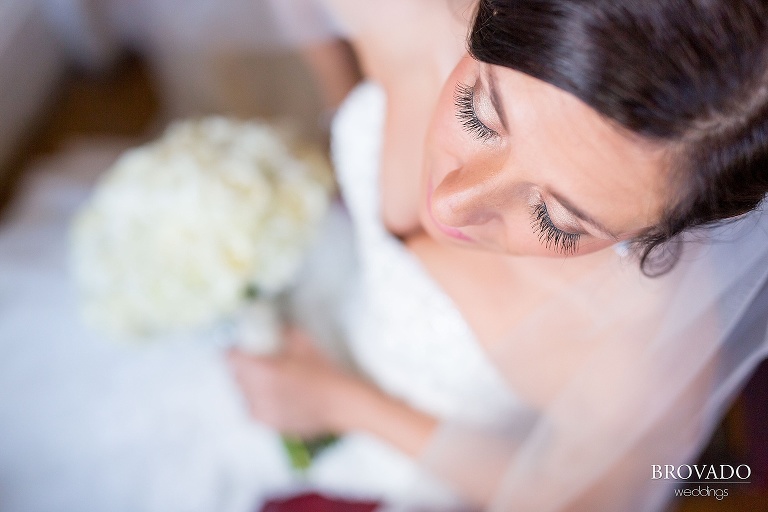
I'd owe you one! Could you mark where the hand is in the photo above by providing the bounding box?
[227,327,367,438]
[228,327,438,458]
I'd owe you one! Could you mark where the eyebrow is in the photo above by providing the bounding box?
[484,65,509,131]
[549,191,620,240]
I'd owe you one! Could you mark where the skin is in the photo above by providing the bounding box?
[421,55,671,257]
[228,2,677,472]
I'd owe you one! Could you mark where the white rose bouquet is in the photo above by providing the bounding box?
[71,117,334,349]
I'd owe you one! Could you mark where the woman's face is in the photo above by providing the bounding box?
[420,55,674,257]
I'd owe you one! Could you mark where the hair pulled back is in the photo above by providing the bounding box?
[469,0,768,274]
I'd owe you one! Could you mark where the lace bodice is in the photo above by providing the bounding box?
[332,83,522,427]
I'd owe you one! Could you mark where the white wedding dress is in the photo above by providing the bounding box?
[0,82,521,511]
[303,81,523,506]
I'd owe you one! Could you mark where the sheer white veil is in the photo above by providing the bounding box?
[408,208,768,511]
[270,1,768,510]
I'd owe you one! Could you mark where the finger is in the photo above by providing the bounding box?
[227,351,278,391]
[282,326,315,346]
[227,348,275,370]
[282,328,319,358]
[244,392,282,428]
[227,350,259,384]
[226,348,245,368]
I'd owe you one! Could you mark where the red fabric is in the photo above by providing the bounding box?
[261,492,380,512]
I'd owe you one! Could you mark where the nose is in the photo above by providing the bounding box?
[430,166,509,228]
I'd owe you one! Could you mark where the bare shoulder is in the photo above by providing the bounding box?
[324,0,473,236]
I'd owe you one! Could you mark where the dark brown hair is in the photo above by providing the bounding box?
[469,0,768,274]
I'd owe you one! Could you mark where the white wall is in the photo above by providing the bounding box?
[0,0,68,172]
[38,0,120,70]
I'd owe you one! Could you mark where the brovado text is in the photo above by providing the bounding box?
[652,464,751,481]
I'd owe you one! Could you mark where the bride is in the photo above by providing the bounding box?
[229,0,768,510]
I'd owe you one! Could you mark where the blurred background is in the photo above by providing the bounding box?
[0,1,765,511]
[0,0,350,191]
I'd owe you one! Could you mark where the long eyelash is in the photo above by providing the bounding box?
[531,202,581,255]
[454,82,497,141]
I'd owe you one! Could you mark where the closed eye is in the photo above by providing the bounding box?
[454,82,499,142]
[531,202,581,255]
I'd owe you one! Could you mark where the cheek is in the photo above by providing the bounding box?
[507,228,619,258]
[572,237,618,256]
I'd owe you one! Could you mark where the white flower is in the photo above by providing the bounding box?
[71,117,334,339]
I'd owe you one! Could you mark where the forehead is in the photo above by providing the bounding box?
[489,63,673,234]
